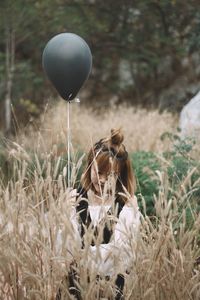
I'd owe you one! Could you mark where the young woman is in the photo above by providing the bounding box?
[56,128,140,300]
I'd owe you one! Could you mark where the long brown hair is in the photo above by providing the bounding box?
[81,129,136,203]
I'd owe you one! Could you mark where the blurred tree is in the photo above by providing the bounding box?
[1,0,200,132]
[0,0,38,135]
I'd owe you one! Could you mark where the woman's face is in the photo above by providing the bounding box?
[91,159,118,196]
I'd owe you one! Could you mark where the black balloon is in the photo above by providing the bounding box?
[42,33,92,101]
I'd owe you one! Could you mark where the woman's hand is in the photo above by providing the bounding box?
[126,195,138,209]
[118,191,138,209]
[66,188,78,205]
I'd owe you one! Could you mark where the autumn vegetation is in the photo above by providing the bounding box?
[1,1,200,299]
[0,104,200,299]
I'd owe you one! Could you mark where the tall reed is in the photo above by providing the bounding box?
[0,140,200,299]
[18,101,178,154]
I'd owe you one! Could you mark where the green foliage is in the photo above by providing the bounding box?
[188,11,200,52]
[1,0,200,129]
[130,133,200,222]
[19,99,40,115]
[163,134,200,231]
[131,151,161,216]
[161,132,198,184]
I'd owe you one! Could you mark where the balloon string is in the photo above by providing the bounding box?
[67,100,71,188]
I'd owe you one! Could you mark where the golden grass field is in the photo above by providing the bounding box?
[17,101,178,154]
[0,102,200,299]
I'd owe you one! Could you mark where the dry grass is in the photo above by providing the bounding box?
[18,100,178,155]
[1,102,200,299]
[0,144,200,299]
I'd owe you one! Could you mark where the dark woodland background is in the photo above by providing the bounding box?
[1,0,200,134]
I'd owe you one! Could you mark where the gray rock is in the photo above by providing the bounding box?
[179,90,200,139]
